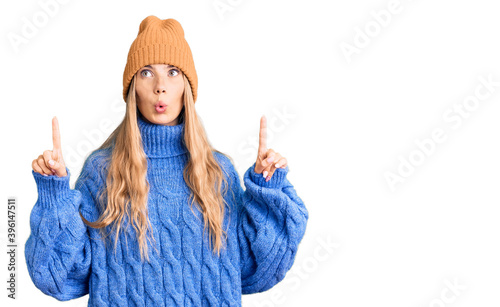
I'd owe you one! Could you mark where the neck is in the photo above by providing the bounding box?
[137,114,188,158]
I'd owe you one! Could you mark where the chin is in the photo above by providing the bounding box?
[155,115,177,126]
[140,110,178,126]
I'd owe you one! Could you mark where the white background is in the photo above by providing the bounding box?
[1,0,500,306]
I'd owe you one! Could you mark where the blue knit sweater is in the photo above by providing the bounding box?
[25,115,309,306]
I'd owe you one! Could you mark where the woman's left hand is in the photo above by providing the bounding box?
[254,115,288,182]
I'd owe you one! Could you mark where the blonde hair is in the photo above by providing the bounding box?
[80,74,233,262]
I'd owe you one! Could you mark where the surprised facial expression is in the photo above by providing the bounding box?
[134,63,184,126]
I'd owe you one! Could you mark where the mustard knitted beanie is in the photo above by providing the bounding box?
[122,15,198,103]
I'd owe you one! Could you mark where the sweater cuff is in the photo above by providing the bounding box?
[32,167,72,208]
[248,162,289,189]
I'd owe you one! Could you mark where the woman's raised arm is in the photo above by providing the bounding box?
[220,155,309,294]
[26,117,102,301]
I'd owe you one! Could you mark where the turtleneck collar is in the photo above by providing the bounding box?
[137,114,188,158]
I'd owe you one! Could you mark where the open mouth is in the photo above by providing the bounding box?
[155,102,167,113]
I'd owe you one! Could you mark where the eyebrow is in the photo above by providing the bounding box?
[143,64,177,70]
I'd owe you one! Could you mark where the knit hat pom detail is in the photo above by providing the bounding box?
[138,16,185,38]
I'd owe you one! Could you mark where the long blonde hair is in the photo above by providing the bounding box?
[80,74,233,262]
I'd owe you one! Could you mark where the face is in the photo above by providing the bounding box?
[134,63,184,126]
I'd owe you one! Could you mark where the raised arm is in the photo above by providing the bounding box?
[229,160,309,294]
[26,117,102,301]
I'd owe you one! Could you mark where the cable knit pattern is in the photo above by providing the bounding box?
[25,114,309,306]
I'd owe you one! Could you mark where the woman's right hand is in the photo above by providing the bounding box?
[32,116,68,177]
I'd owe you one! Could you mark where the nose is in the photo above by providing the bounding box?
[155,76,167,95]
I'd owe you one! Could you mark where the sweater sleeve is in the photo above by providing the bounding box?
[25,157,100,301]
[230,162,309,294]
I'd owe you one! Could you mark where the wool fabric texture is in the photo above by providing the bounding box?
[25,114,309,306]
[122,15,198,103]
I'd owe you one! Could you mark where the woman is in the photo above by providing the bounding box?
[26,15,308,306]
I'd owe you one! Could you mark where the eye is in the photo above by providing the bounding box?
[169,69,180,77]
[140,69,153,77]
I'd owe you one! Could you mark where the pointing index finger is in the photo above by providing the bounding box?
[52,116,62,151]
[258,115,267,154]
